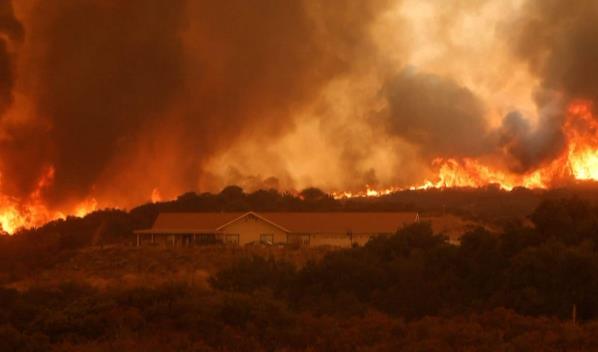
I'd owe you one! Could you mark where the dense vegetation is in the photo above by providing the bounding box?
[4,282,598,352]
[4,188,598,350]
[4,184,598,282]
[213,197,598,321]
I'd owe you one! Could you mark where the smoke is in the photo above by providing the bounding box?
[2,0,596,212]
[0,1,31,197]
[497,90,566,172]
[382,69,492,159]
[509,0,598,101]
[0,1,22,113]
[0,0,392,207]
[20,1,186,204]
[382,0,598,174]
[498,0,598,171]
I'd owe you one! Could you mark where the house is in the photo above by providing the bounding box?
[134,211,420,248]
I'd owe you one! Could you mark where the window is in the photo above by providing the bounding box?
[260,234,274,244]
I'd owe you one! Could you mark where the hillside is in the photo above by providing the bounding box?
[4,184,598,285]
[3,196,598,350]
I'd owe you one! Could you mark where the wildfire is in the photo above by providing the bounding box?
[3,102,598,229]
[151,188,162,203]
[332,186,401,199]
[563,101,598,180]
[336,100,598,199]
[0,166,98,235]
[73,198,98,218]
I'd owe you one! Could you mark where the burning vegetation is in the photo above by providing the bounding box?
[4,99,598,232]
[3,195,598,350]
[3,2,598,350]
[336,101,598,198]
[415,101,598,191]
[1,0,598,233]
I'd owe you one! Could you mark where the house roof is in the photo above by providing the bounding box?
[136,211,419,234]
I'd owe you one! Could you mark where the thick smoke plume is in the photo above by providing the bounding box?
[0,1,22,113]
[499,0,598,172]
[381,0,598,175]
[382,69,492,159]
[1,0,597,213]
[0,0,28,198]
[0,0,391,208]
[498,91,566,173]
[24,1,186,204]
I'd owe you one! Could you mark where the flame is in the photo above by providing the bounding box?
[151,187,162,203]
[73,198,98,218]
[332,185,401,199]
[0,166,99,235]
[336,100,598,199]
[413,157,549,191]
[3,102,598,227]
[564,101,598,180]
[0,166,56,234]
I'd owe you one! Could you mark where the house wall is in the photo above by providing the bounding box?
[220,214,288,246]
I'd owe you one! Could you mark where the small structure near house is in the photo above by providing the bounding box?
[134,211,420,248]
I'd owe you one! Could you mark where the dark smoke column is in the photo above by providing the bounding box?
[0,1,23,114]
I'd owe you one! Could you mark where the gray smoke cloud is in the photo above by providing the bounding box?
[498,0,598,172]
[497,90,566,172]
[383,0,598,174]
[382,69,493,159]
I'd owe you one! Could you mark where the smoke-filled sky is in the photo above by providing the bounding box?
[1,0,597,210]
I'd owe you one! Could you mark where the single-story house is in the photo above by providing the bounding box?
[134,211,421,247]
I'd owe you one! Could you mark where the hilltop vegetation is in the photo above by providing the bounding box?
[4,184,598,283]
[3,284,598,352]
[214,197,598,320]
[4,188,598,350]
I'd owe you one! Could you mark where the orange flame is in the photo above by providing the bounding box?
[151,187,162,203]
[73,198,98,218]
[564,101,598,180]
[336,100,598,198]
[0,166,99,235]
[0,166,55,234]
[3,102,598,228]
